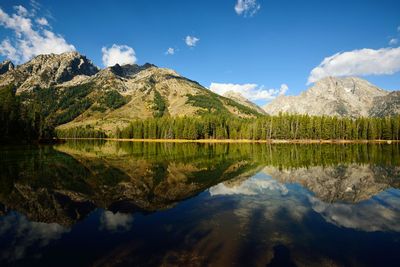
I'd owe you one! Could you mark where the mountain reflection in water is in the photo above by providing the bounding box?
[0,141,399,266]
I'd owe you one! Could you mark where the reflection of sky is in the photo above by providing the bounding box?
[100,211,134,232]
[209,171,400,233]
[209,173,289,196]
[0,212,69,261]
[1,165,400,265]
[310,189,400,232]
[83,172,400,266]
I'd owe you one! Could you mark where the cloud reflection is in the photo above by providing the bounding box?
[100,211,134,232]
[0,212,68,261]
[209,174,288,196]
[310,190,400,232]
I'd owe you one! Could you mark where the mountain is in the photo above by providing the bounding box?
[223,90,266,114]
[0,60,14,75]
[263,76,400,117]
[370,91,400,117]
[0,52,263,138]
[0,52,99,92]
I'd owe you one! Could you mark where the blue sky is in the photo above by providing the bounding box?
[0,0,399,106]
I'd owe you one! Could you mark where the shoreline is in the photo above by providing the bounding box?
[58,138,399,144]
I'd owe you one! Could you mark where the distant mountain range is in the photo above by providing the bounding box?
[263,76,400,117]
[0,52,399,137]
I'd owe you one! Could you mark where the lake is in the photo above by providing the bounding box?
[0,141,399,266]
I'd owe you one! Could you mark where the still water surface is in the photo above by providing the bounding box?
[0,141,400,266]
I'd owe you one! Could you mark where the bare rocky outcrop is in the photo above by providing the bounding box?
[370,91,400,117]
[0,60,14,75]
[263,76,398,117]
[0,52,99,93]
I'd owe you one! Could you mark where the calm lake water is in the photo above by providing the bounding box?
[0,141,399,267]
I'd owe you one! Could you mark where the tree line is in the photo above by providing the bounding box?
[57,140,400,169]
[0,84,40,141]
[55,125,107,139]
[114,114,400,140]
[2,81,400,141]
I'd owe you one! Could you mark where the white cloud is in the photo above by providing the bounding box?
[307,47,400,84]
[278,83,288,95]
[0,5,75,63]
[165,47,175,55]
[36,17,49,26]
[101,44,137,67]
[389,38,398,46]
[0,39,18,60]
[29,0,41,13]
[185,35,199,47]
[234,0,261,17]
[210,82,289,101]
[14,5,28,17]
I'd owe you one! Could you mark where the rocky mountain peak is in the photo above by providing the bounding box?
[370,91,400,117]
[264,76,395,117]
[21,51,99,80]
[103,63,157,78]
[0,60,14,75]
[108,64,126,77]
[308,76,385,97]
[1,52,99,93]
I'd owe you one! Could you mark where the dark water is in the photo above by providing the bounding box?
[0,141,400,267]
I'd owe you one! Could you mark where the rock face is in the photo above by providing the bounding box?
[263,77,398,117]
[0,52,99,93]
[223,91,266,114]
[0,52,263,135]
[0,52,98,93]
[0,60,14,75]
[370,91,400,117]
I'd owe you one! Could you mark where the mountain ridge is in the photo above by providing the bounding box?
[222,90,266,114]
[263,76,399,117]
[0,52,263,137]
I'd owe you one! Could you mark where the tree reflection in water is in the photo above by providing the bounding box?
[0,141,399,266]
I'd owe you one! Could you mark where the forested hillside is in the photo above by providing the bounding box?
[56,114,400,141]
[0,52,265,141]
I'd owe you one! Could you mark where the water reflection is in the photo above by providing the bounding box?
[209,174,289,196]
[0,141,399,266]
[0,212,68,261]
[100,211,134,232]
[310,191,400,232]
